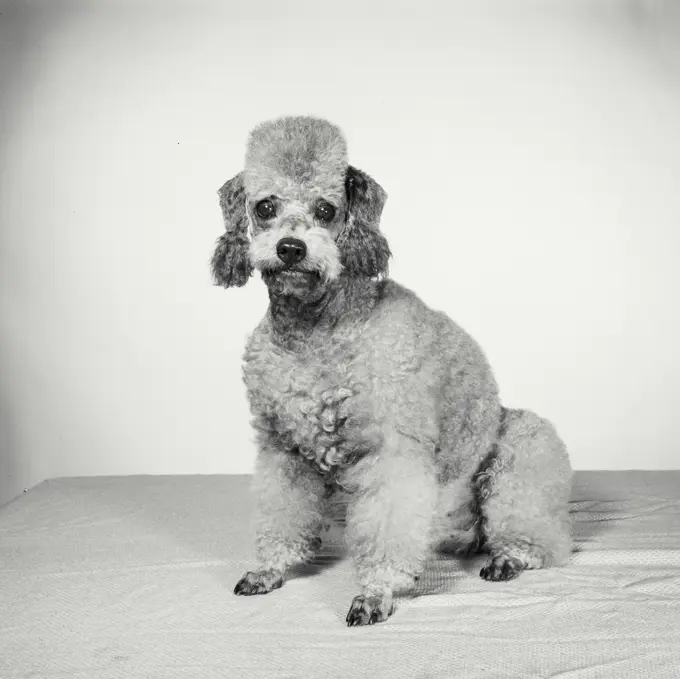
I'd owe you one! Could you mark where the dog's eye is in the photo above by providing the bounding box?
[315,202,336,222]
[255,199,276,219]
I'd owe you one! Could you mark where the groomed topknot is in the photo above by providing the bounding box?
[244,116,349,193]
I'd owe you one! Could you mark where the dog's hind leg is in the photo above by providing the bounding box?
[431,475,483,556]
[477,408,573,582]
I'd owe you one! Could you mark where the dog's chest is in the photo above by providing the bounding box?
[242,331,378,472]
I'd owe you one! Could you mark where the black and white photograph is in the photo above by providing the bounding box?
[1,1,679,677]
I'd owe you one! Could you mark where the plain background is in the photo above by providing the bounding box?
[1,0,679,507]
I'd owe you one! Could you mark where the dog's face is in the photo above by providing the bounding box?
[211,117,391,300]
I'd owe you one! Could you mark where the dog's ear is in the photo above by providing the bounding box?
[211,172,253,288]
[339,166,391,277]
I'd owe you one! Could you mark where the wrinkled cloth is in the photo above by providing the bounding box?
[1,472,679,678]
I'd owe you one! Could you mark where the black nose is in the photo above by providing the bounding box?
[276,237,307,266]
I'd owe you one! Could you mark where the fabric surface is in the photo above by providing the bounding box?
[1,472,679,678]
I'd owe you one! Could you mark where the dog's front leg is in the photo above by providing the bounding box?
[342,432,438,626]
[234,441,326,596]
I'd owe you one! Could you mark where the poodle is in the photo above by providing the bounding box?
[211,116,573,626]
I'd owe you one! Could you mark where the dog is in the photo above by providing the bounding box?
[211,116,573,626]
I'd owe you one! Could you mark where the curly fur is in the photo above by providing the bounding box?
[211,173,253,287]
[215,116,573,626]
[338,166,391,277]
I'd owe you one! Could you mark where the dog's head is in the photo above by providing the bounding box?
[211,116,390,299]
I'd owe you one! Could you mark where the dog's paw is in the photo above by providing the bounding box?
[345,594,394,627]
[233,569,283,595]
[480,555,524,582]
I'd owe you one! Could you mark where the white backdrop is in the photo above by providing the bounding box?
[1,0,679,506]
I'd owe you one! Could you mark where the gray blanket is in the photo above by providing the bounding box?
[1,472,679,678]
